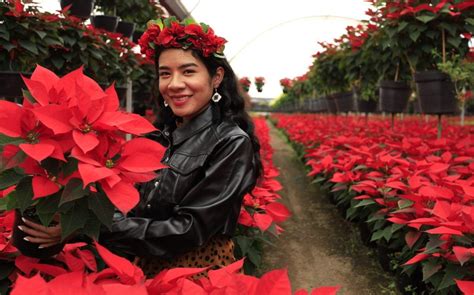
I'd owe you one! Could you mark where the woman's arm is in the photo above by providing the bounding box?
[100,134,256,259]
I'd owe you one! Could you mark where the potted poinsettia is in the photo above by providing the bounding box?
[254,76,265,92]
[368,0,473,114]
[239,77,251,93]
[0,2,62,101]
[0,65,166,259]
[279,78,292,94]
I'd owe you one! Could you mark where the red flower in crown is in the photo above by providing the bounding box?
[139,17,227,62]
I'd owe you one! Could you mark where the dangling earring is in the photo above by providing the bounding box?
[211,88,222,102]
[163,100,169,107]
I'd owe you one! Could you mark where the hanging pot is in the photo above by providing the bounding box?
[60,0,95,20]
[0,71,30,102]
[325,95,337,114]
[91,15,119,32]
[11,208,64,259]
[116,21,136,39]
[333,91,354,113]
[115,85,128,107]
[132,30,144,43]
[357,99,378,113]
[414,70,457,114]
[379,80,411,113]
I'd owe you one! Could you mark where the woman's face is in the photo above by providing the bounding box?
[158,48,223,123]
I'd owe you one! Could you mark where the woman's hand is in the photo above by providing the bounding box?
[18,217,62,249]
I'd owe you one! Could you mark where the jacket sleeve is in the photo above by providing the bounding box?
[99,135,256,259]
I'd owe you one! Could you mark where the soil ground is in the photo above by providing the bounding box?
[260,122,399,295]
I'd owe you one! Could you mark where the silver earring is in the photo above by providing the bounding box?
[164,100,169,107]
[211,89,222,102]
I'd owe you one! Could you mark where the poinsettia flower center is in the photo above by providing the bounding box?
[105,159,115,168]
[81,123,92,133]
[26,130,40,144]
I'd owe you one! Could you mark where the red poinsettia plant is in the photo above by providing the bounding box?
[239,77,251,93]
[254,76,265,92]
[0,65,166,241]
[279,78,293,93]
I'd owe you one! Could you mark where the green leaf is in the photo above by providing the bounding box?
[354,199,376,208]
[22,89,36,104]
[416,15,436,23]
[60,198,88,241]
[382,225,393,242]
[233,235,252,256]
[0,133,24,146]
[59,178,88,207]
[409,30,421,42]
[50,56,65,69]
[398,199,414,209]
[447,37,461,48]
[35,30,47,39]
[13,176,34,213]
[246,246,261,267]
[2,43,15,51]
[87,192,114,230]
[0,260,14,281]
[311,176,326,184]
[18,40,38,54]
[422,260,442,281]
[371,229,384,242]
[35,192,61,226]
[437,264,463,290]
[62,158,78,178]
[0,169,24,190]
[391,223,404,234]
[424,236,446,254]
[81,212,102,239]
[397,21,409,32]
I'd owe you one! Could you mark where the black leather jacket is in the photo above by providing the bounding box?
[100,105,257,259]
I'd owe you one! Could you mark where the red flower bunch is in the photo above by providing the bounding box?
[0,65,166,239]
[239,77,251,92]
[254,76,265,93]
[279,78,292,88]
[8,241,341,294]
[138,17,227,62]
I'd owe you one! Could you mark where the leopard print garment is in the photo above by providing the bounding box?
[138,235,236,279]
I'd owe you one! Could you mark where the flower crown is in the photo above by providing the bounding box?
[139,17,227,62]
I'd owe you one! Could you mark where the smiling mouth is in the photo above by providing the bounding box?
[170,95,191,106]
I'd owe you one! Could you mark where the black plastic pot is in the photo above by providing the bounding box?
[325,96,337,114]
[414,70,457,114]
[91,15,119,32]
[60,0,95,20]
[12,209,64,259]
[116,85,128,107]
[357,98,378,113]
[379,80,411,113]
[133,30,144,43]
[333,92,354,113]
[116,21,136,39]
[0,71,30,102]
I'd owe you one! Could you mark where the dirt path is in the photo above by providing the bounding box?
[260,121,398,295]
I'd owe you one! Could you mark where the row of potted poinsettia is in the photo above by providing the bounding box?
[0,1,154,110]
[233,118,291,273]
[271,113,474,295]
[238,77,266,93]
[274,1,474,119]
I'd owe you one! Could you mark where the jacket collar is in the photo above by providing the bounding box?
[171,104,214,146]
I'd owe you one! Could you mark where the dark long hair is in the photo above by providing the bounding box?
[152,48,263,180]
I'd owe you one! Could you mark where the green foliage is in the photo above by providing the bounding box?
[0,4,62,72]
[437,55,474,101]
[95,0,168,31]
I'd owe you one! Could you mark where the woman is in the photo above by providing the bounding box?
[18,17,262,277]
